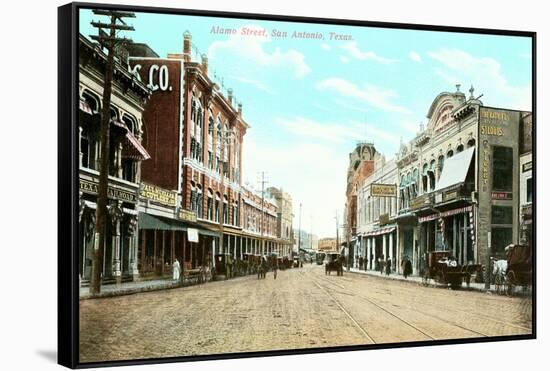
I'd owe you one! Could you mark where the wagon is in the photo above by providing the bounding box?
[325,253,343,276]
[505,244,532,296]
[423,251,473,289]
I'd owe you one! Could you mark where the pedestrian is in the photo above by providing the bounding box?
[386,258,391,276]
[379,255,385,274]
[172,258,181,281]
[273,261,278,279]
[403,256,412,279]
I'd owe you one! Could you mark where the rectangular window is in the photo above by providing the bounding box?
[492,146,513,191]
[491,227,513,257]
[491,206,513,225]
[526,177,533,203]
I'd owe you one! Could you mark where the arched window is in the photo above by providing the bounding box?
[207,189,214,220]
[190,183,198,214]
[428,160,436,191]
[232,200,239,226]
[422,163,428,194]
[215,192,221,222]
[456,144,464,153]
[223,195,229,224]
[447,150,454,158]
[467,138,476,148]
[196,185,203,218]
[82,90,100,113]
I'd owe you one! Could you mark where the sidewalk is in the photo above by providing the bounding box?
[80,278,182,300]
[347,267,531,295]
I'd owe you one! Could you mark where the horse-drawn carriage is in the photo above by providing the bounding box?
[422,251,480,289]
[325,253,343,276]
[504,244,532,296]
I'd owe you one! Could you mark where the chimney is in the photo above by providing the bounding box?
[201,53,208,75]
[227,88,233,105]
[183,31,192,62]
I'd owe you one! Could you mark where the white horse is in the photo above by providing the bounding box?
[493,259,508,294]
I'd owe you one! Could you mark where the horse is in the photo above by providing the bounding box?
[493,259,508,294]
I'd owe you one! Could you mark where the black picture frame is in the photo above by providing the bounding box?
[58,2,536,368]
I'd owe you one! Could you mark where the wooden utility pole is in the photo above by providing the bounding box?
[258,172,268,256]
[89,10,135,295]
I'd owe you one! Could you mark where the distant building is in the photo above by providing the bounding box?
[343,143,380,265]
[356,156,399,271]
[318,238,337,252]
[267,187,294,257]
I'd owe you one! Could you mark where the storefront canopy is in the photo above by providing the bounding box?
[138,213,220,237]
[434,146,474,192]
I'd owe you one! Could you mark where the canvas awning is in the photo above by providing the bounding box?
[79,100,94,115]
[434,147,475,192]
[138,213,219,237]
[123,131,151,160]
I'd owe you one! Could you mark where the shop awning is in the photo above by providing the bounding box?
[122,131,151,161]
[138,213,220,237]
[139,213,186,231]
[363,226,396,237]
[79,100,94,115]
[434,147,475,192]
[418,205,472,223]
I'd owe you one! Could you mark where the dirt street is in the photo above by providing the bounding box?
[79,264,532,363]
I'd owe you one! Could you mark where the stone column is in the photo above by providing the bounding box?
[389,232,394,272]
[372,237,377,270]
[127,214,139,280]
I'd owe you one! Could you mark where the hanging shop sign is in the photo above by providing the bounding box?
[410,194,431,210]
[442,190,459,203]
[79,179,137,203]
[370,183,397,197]
[187,228,199,243]
[140,183,177,206]
[178,208,197,223]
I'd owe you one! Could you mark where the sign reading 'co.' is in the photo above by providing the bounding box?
[131,64,172,92]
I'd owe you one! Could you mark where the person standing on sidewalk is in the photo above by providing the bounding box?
[385,258,391,276]
[379,255,385,275]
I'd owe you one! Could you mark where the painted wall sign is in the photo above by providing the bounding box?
[79,179,137,203]
[140,183,177,206]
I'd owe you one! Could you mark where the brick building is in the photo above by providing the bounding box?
[78,34,151,284]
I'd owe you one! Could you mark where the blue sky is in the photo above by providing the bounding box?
[80,9,532,237]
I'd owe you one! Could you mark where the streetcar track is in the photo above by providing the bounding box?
[311,271,490,339]
[345,270,532,332]
[312,281,376,344]
[300,272,376,344]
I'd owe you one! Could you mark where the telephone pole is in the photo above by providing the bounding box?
[89,10,135,295]
[258,172,268,256]
[297,203,302,259]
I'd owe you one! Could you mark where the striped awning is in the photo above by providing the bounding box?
[123,131,151,160]
[363,226,396,237]
[418,205,472,223]
[79,100,93,115]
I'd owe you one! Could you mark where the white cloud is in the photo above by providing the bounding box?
[339,55,350,64]
[317,77,411,114]
[321,43,331,51]
[208,24,311,78]
[409,51,422,62]
[428,48,531,111]
[340,41,397,64]
[229,75,274,94]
